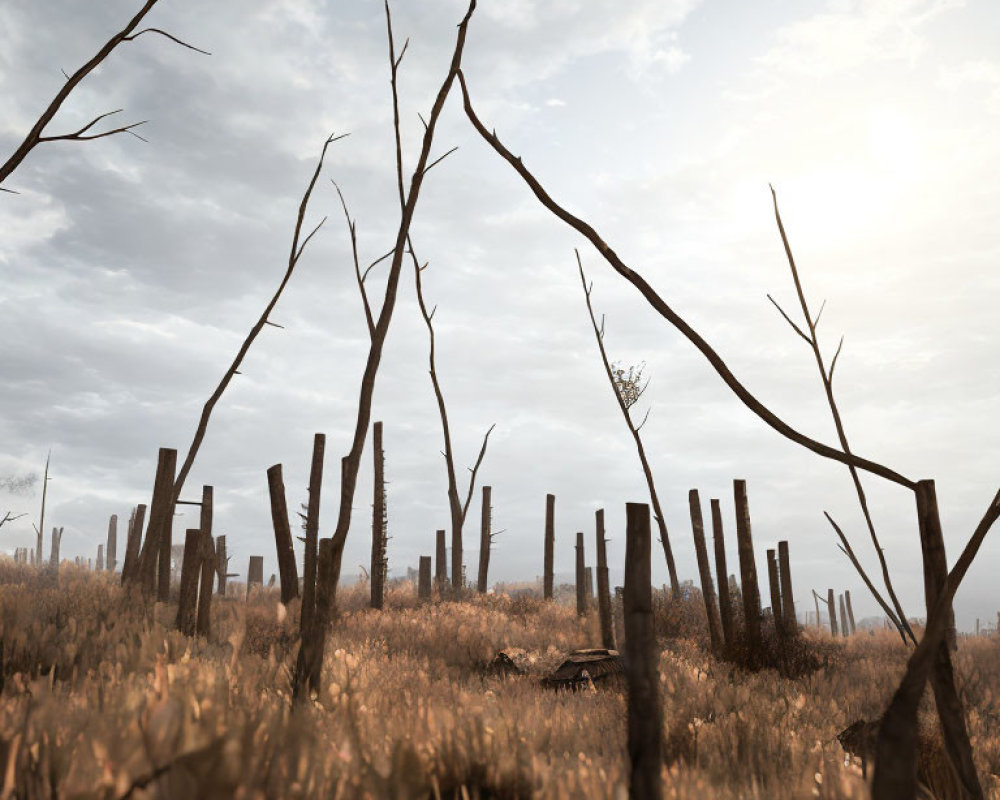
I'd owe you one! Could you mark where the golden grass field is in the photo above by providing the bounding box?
[1,560,998,799]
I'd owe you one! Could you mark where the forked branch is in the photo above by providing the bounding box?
[0,0,208,188]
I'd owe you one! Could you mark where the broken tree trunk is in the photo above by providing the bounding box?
[778,540,796,633]
[477,485,492,593]
[435,529,447,593]
[767,548,783,636]
[844,589,856,635]
[689,490,723,656]
[839,593,849,637]
[247,556,264,600]
[97,544,105,572]
[576,530,586,617]
[106,514,117,573]
[544,493,555,600]
[267,464,299,605]
[734,480,762,665]
[623,502,662,800]
[121,504,145,584]
[196,486,214,637]
[596,509,615,650]
[302,433,325,636]
[828,589,839,636]
[176,529,201,635]
[418,555,432,600]
[711,499,735,655]
[371,421,386,610]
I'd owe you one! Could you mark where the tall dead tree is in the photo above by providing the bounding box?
[578,257,680,597]
[711,499,735,654]
[623,502,662,800]
[689,490,723,655]
[596,509,615,650]
[370,421,387,609]
[544,493,555,600]
[299,3,479,702]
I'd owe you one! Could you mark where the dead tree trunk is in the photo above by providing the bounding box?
[576,531,586,617]
[544,493,555,600]
[121,504,145,584]
[711,499,734,655]
[844,590,856,635]
[596,509,615,650]
[827,589,839,636]
[34,451,50,569]
[371,421,386,609]
[418,556,432,600]
[734,480,762,664]
[766,548,783,635]
[176,529,201,635]
[49,526,63,569]
[215,535,228,596]
[196,487,214,637]
[814,592,822,630]
[915,479,982,799]
[477,485,492,593]
[267,465,299,605]
[623,502,662,800]
[135,448,176,597]
[247,556,264,600]
[778,540,796,633]
[839,593,849,637]
[585,567,593,600]
[106,514,117,573]
[97,544,105,572]
[302,433,325,634]
[435,529,447,594]
[689,490,723,656]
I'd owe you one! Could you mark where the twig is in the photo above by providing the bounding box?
[121,27,211,55]
[332,179,375,337]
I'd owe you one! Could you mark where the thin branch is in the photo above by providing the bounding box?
[766,294,811,345]
[457,69,915,490]
[38,109,149,144]
[814,299,827,328]
[169,133,340,513]
[332,180,375,338]
[460,424,496,523]
[576,251,680,594]
[121,27,211,55]
[423,146,459,176]
[0,512,27,530]
[770,186,914,644]
[635,407,651,432]
[361,249,394,283]
[824,511,905,632]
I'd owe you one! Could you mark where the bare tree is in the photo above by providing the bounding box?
[578,254,680,596]
[1,0,208,190]
[298,0,478,699]
[768,188,914,645]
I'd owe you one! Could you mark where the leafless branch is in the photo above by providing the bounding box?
[121,27,211,56]
[169,133,340,513]
[770,186,914,644]
[814,299,827,328]
[423,145,459,176]
[766,293,811,345]
[0,0,202,188]
[361,249,394,283]
[332,180,375,338]
[457,69,915,490]
[0,512,27,530]
[461,424,496,523]
[824,511,904,632]
[576,251,680,594]
[37,109,149,144]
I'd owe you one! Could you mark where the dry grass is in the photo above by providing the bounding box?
[1,559,999,799]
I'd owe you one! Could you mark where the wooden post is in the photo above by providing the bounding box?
[845,590,857,635]
[301,433,325,638]
[247,556,264,600]
[544,493,555,600]
[477,485,492,593]
[838,593,849,637]
[370,422,386,610]
[176,530,201,635]
[196,486,215,636]
[106,514,117,573]
[827,589,839,636]
[778,540,795,634]
[689,490,723,656]
[121,504,146,584]
[734,480,762,664]
[623,502,662,800]
[418,556,432,599]
[576,531,586,616]
[766,549,783,635]
[267,465,299,605]
[596,509,615,650]
[435,529,447,593]
[97,544,105,572]
[711,499,734,654]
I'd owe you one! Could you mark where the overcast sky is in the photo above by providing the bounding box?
[2,0,998,632]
